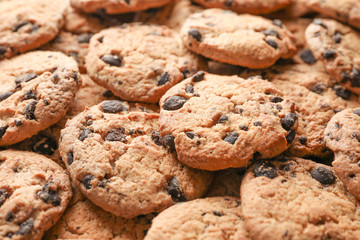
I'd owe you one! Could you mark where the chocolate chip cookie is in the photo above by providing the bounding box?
[305,18,360,95]
[206,168,245,197]
[325,108,360,200]
[159,72,297,170]
[86,23,203,103]
[0,150,72,240]
[70,0,172,14]
[192,0,291,14]
[59,103,212,218]
[0,51,80,147]
[180,9,297,69]
[145,196,250,240]
[241,157,360,240]
[0,0,67,60]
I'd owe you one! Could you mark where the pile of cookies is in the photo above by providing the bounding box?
[1,0,360,239]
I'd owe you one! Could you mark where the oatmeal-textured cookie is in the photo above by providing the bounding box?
[0,150,72,240]
[192,0,290,14]
[308,0,360,29]
[70,0,172,14]
[305,19,360,95]
[180,9,297,69]
[86,23,203,103]
[41,31,91,73]
[241,157,360,240]
[145,196,249,240]
[206,168,245,197]
[0,0,67,60]
[325,108,360,200]
[159,72,297,171]
[134,0,203,32]
[59,104,212,218]
[0,51,80,146]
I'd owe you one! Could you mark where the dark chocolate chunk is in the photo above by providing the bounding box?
[262,28,280,38]
[333,85,351,100]
[15,218,34,235]
[218,115,228,123]
[79,128,93,141]
[265,38,278,49]
[311,83,327,94]
[157,72,170,86]
[253,161,277,179]
[163,96,187,111]
[0,188,10,206]
[0,126,8,138]
[185,131,197,139]
[281,113,297,131]
[24,101,37,120]
[253,121,262,127]
[313,19,327,28]
[102,100,128,113]
[37,182,61,206]
[13,21,29,32]
[167,177,186,202]
[102,90,113,98]
[182,68,191,79]
[101,54,122,66]
[270,96,283,103]
[286,129,296,144]
[163,135,176,152]
[188,29,202,41]
[5,211,13,222]
[14,120,22,126]
[323,49,336,59]
[32,135,57,155]
[15,73,38,85]
[212,211,223,216]
[350,68,360,87]
[105,128,127,142]
[333,32,342,43]
[223,131,239,145]
[22,90,36,100]
[83,175,94,190]
[67,151,74,165]
[0,91,13,102]
[124,0,130,4]
[300,49,317,64]
[192,71,205,82]
[77,33,93,43]
[239,125,248,131]
[353,109,360,116]
[151,131,163,146]
[310,167,335,185]
[224,0,232,7]
[185,84,194,94]
[299,136,307,145]
[272,19,283,27]
[0,46,6,55]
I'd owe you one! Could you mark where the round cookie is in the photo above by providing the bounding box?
[305,18,360,95]
[180,9,297,69]
[159,72,297,171]
[0,51,80,146]
[308,0,360,30]
[70,0,172,14]
[325,108,360,200]
[59,103,212,218]
[241,157,360,240]
[192,0,290,14]
[0,150,72,240]
[0,0,67,60]
[145,196,250,240]
[86,23,203,103]
[206,168,245,197]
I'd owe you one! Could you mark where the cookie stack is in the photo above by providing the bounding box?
[1,0,360,239]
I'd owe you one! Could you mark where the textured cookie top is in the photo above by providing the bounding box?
[0,51,80,146]
[325,108,360,200]
[0,150,72,240]
[180,9,297,69]
[305,19,360,94]
[308,0,360,30]
[71,0,172,14]
[159,72,297,170]
[59,103,212,218]
[145,196,249,240]
[86,23,203,103]
[192,0,290,14]
[241,157,360,240]
[0,0,67,60]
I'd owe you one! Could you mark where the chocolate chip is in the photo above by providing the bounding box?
[67,151,74,165]
[13,21,29,32]
[279,162,293,171]
[300,49,317,64]
[311,83,327,94]
[167,177,186,202]
[333,85,351,100]
[310,167,335,185]
[0,188,10,206]
[32,135,57,155]
[253,161,277,179]
[188,29,202,41]
[239,125,248,131]
[16,218,34,235]
[262,28,280,39]
[286,129,296,144]
[223,131,239,145]
[15,73,38,85]
[83,175,94,190]
[218,115,228,123]
[37,182,61,206]
[5,211,13,222]
[163,96,187,111]
[272,19,283,27]
[299,136,307,145]
[101,54,122,66]
[0,126,8,139]
[224,0,232,7]
[106,128,127,142]
[102,100,128,113]
[157,72,170,86]
[0,92,13,102]
[192,71,205,82]
[163,135,176,152]
[151,131,163,146]
[14,120,22,126]
[182,68,191,79]
[24,101,37,120]
[353,109,360,116]
[313,19,327,28]
[270,96,283,103]
[323,49,336,59]
[265,38,278,49]
[333,32,342,43]
[79,128,93,141]
[185,84,194,94]
[77,33,93,43]
[0,46,6,55]
[22,90,36,100]
[350,68,360,87]
[281,113,297,131]
[185,131,197,139]
[213,211,223,216]
[253,121,262,127]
